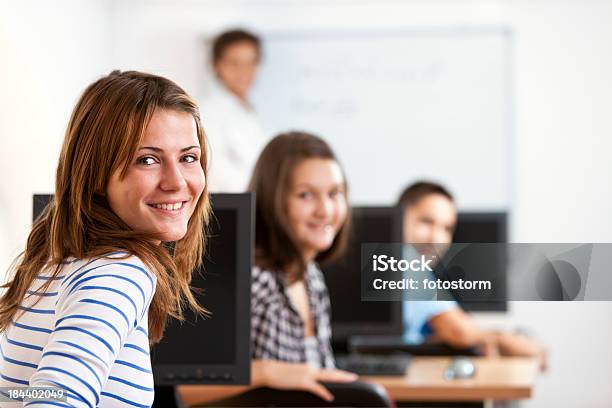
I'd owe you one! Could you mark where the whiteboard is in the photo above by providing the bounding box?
[251,29,513,209]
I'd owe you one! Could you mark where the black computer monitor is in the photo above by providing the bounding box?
[322,207,404,350]
[453,212,507,244]
[449,211,508,312]
[151,193,253,385]
[32,193,254,385]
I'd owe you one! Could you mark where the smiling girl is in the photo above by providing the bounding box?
[248,132,351,371]
[0,70,210,407]
[180,132,357,406]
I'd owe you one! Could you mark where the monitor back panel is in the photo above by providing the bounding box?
[322,206,403,345]
[450,211,508,312]
[151,193,253,385]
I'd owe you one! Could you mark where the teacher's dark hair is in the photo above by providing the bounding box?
[212,29,261,63]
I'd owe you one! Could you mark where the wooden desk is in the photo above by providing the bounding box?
[362,357,539,402]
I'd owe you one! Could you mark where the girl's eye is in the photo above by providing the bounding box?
[182,154,198,163]
[298,191,312,199]
[137,156,157,166]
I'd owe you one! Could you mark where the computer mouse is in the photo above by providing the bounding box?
[444,357,476,380]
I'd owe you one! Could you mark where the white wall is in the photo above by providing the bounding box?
[497,4,612,404]
[1,0,611,406]
[0,0,113,270]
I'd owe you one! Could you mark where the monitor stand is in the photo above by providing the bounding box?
[152,386,188,408]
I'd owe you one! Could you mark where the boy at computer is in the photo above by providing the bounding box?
[399,181,546,368]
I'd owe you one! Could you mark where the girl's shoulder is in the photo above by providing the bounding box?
[305,262,328,293]
[252,264,280,283]
[251,264,286,294]
[58,251,156,287]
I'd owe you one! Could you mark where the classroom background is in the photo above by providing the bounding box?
[1,0,611,406]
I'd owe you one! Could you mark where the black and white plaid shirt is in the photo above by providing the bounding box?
[251,262,335,368]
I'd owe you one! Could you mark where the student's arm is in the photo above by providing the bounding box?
[495,331,548,369]
[427,308,488,349]
[178,359,358,406]
[428,310,547,369]
[28,259,156,407]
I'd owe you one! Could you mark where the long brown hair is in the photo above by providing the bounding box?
[0,70,210,343]
[248,131,350,281]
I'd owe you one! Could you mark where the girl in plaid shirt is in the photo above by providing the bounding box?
[180,132,358,405]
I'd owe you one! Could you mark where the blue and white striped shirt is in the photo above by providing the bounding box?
[0,253,157,407]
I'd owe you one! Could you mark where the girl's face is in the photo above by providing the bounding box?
[214,41,259,100]
[106,109,206,243]
[403,193,457,245]
[286,158,348,262]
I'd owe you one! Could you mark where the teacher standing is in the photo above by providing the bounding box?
[201,29,268,192]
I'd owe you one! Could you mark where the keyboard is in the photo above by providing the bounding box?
[335,354,411,376]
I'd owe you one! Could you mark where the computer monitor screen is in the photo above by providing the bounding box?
[154,209,237,366]
[453,212,507,243]
[322,207,403,347]
[151,193,252,385]
[32,193,254,385]
[448,211,508,312]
